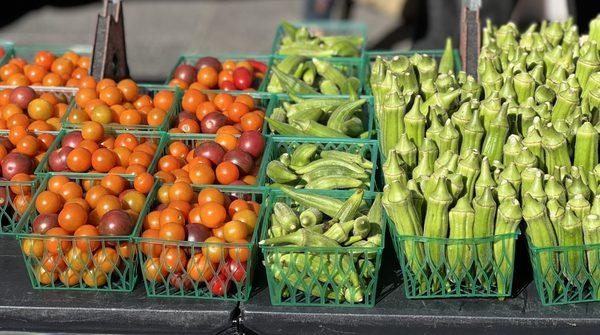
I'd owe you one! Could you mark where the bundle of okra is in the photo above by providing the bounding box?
[373,16,600,297]
[266,144,373,190]
[267,56,361,95]
[276,20,363,57]
[260,186,383,303]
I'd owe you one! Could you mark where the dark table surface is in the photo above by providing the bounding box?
[0,237,238,335]
[3,235,600,335]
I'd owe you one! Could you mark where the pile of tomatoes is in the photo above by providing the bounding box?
[0,86,69,131]
[171,91,264,134]
[45,130,160,175]
[68,78,174,128]
[155,130,265,186]
[140,186,259,296]
[21,174,147,288]
[169,56,267,91]
[0,50,90,87]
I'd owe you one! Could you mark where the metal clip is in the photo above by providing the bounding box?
[460,0,481,78]
[91,0,130,81]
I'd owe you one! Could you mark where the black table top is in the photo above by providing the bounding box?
[0,237,238,335]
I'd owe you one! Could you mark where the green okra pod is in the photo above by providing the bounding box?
[425,110,444,146]
[267,160,298,184]
[415,54,437,83]
[540,123,572,171]
[513,72,536,105]
[320,150,373,170]
[502,135,524,167]
[437,119,460,155]
[447,195,475,283]
[305,176,364,190]
[557,207,586,285]
[494,198,522,296]
[404,95,426,148]
[522,127,545,170]
[574,122,599,174]
[395,133,418,171]
[475,157,497,198]
[526,171,548,204]
[451,99,474,133]
[289,143,318,168]
[545,175,567,206]
[276,185,344,217]
[460,109,485,156]
[423,177,453,274]
[456,149,481,200]
[498,162,522,194]
[567,194,591,219]
[481,103,509,164]
[265,117,305,136]
[547,199,566,241]
[497,180,518,203]
[271,66,319,95]
[299,207,323,228]
[514,147,539,173]
[327,98,367,133]
[438,37,455,74]
[261,228,339,247]
[383,150,407,186]
[473,187,497,276]
[582,213,600,298]
[274,202,300,233]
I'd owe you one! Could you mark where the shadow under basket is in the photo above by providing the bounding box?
[527,236,600,306]
[260,189,384,307]
[389,217,520,299]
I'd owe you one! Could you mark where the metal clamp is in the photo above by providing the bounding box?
[91,0,130,81]
[460,0,481,78]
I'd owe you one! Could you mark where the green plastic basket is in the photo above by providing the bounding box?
[260,189,384,307]
[527,235,600,305]
[61,85,182,132]
[166,54,273,92]
[264,55,366,96]
[171,90,275,137]
[271,20,367,60]
[0,40,14,66]
[34,129,167,177]
[134,185,266,301]
[158,132,270,187]
[0,129,59,235]
[14,172,158,291]
[363,49,463,96]
[388,216,520,299]
[261,136,379,192]
[7,44,92,62]
[265,94,375,140]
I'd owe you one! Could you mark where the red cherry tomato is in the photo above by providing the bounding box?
[210,276,230,296]
[220,81,236,91]
[220,259,247,283]
[233,68,252,90]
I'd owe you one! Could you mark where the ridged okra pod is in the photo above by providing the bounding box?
[547,199,566,241]
[522,127,545,170]
[567,194,591,220]
[540,123,572,172]
[299,207,323,228]
[481,103,509,164]
[379,88,405,155]
[514,72,536,105]
[582,214,600,298]
[502,135,524,167]
[423,178,453,274]
[498,162,522,194]
[383,150,407,186]
[404,95,426,148]
[437,119,460,155]
[395,133,418,171]
[456,149,481,200]
[497,180,518,203]
[494,198,522,296]
[523,194,559,296]
[525,171,548,204]
[576,41,600,88]
[557,207,586,285]
[545,175,567,206]
[447,195,475,283]
[475,157,497,198]
[574,122,599,174]
[473,187,497,277]
[438,37,455,74]
[460,109,485,156]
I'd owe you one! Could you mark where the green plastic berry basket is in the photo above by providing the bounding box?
[271,20,367,61]
[61,84,182,132]
[157,132,271,187]
[168,90,275,137]
[0,40,14,66]
[265,94,375,140]
[264,55,366,96]
[0,129,60,235]
[14,172,158,291]
[260,189,384,307]
[388,215,520,299]
[527,235,600,305]
[364,49,462,96]
[134,184,266,301]
[34,128,167,177]
[260,136,379,192]
[0,44,92,67]
[166,54,273,93]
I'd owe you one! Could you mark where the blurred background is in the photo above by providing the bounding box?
[0,0,597,82]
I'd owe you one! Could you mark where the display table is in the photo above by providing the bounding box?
[239,246,600,335]
[0,238,238,335]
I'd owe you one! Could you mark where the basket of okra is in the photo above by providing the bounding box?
[260,187,384,307]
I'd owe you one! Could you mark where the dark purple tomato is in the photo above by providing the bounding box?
[233,67,252,90]
[223,149,254,175]
[236,131,265,158]
[200,112,228,134]
[168,272,194,291]
[48,146,73,172]
[1,152,34,179]
[194,141,225,166]
[97,209,133,236]
[173,64,197,84]
[61,131,84,149]
[194,57,222,72]
[186,224,211,243]
[9,86,37,110]
[32,213,59,234]
[0,178,7,208]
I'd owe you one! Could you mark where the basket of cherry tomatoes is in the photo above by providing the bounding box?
[0,86,75,233]
[37,128,166,176]
[168,55,270,92]
[154,132,268,187]
[170,90,269,135]
[63,80,181,132]
[15,172,157,291]
[0,47,91,87]
[135,184,264,300]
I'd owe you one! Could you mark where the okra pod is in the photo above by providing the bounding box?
[289,143,318,168]
[473,187,497,277]
[438,37,455,74]
[395,133,418,171]
[481,103,509,164]
[582,214,600,298]
[475,157,497,198]
[526,171,548,204]
[456,149,481,200]
[423,177,453,274]
[271,66,319,95]
[447,195,475,283]
[267,160,298,184]
[502,135,524,167]
[383,150,407,186]
[320,150,373,170]
[293,158,364,175]
[540,123,572,171]
[437,119,460,155]
[404,95,426,148]
[261,228,339,247]
[557,207,586,284]
[522,127,545,169]
[514,72,536,105]
[498,162,522,194]
[276,185,344,217]
[494,198,522,296]
[299,207,323,228]
[274,202,300,233]
[460,109,485,156]
[293,119,349,138]
[567,194,591,219]
[574,122,599,174]
[545,175,567,206]
[497,180,518,203]
[265,117,305,136]
[327,98,367,133]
